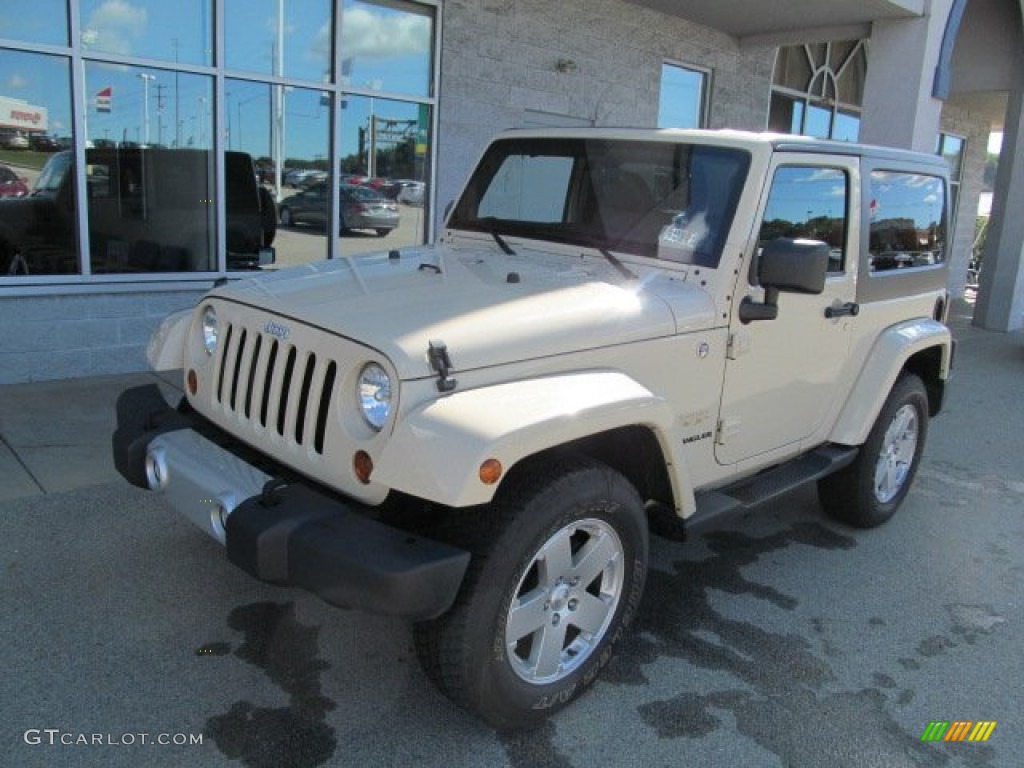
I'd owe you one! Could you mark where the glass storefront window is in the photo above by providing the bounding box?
[225,0,332,82]
[938,133,965,180]
[338,95,430,254]
[79,0,212,66]
[937,132,965,221]
[770,41,866,142]
[658,63,707,129]
[0,0,69,46]
[0,49,77,276]
[340,0,434,98]
[85,62,213,150]
[84,62,215,272]
[2,0,438,282]
[248,82,330,266]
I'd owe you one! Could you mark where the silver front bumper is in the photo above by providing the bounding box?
[145,429,271,544]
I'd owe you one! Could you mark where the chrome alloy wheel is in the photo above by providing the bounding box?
[504,518,624,685]
[874,403,919,504]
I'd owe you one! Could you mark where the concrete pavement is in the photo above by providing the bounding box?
[0,370,183,502]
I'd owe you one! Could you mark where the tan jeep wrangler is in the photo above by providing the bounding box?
[113,128,953,729]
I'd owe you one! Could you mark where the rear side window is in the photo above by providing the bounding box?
[868,171,946,272]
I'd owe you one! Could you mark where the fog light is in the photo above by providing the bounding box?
[353,450,374,484]
[210,492,236,542]
[145,447,168,490]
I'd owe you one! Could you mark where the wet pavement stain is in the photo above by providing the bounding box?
[498,721,574,768]
[204,602,338,768]
[604,522,855,689]
[603,520,998,766]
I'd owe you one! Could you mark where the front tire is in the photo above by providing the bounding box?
[414,456,648,730]
[819,374,929,528]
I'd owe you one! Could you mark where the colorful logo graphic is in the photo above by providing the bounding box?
[920,721,997,742]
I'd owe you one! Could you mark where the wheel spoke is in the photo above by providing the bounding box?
[571,593,612,636]
[876,459,894,498]
[531,622,569,679]
[893,408,915,438]
[537,528,573,588]
[570,531,619,588]
[506,588,549,643]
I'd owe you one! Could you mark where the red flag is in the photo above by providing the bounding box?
[96,87,112,113]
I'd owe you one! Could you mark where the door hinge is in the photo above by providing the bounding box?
[716,418,741,444]
[727,331,751,360]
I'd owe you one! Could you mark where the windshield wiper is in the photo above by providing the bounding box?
[597,247,638,281]
[473,217,516,255]
[489,228,516,256]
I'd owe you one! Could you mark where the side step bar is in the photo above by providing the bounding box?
[684,444,858,536]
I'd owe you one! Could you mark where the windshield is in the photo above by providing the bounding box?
[448,137,750,267]
[33,151,72,196]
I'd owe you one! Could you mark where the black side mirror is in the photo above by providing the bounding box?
[739,238,829,323]
[758,238,829,294]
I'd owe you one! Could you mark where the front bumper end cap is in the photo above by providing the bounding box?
[227,484,470,621]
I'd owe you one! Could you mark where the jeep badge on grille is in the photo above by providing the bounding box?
[263,320,290,341]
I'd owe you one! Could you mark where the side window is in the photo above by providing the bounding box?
[478,155,573,223]
[759,166,849,273]
[86,162,113,198]
[868,171,946,272]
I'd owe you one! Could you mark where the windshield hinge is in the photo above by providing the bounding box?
[428,340,458,393]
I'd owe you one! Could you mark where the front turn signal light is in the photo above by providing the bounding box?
[479,458,503,485]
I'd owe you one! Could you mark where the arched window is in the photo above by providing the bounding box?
[768,41,867,142]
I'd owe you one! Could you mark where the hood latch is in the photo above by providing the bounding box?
[428,340,457,393]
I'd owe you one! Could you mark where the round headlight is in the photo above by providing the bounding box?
[202,306,218,356]
[357,363,392,430]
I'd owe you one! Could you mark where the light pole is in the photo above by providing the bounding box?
[198,96,208,147]
[139,73,156,146]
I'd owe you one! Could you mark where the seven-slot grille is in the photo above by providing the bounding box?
[213,320,338,455]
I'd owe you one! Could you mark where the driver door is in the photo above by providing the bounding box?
[715,155,860,465]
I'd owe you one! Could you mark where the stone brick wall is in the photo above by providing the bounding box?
[435,0,775,226]
[0,289,201,384]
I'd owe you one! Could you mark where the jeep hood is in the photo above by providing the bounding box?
[214,243,712,380]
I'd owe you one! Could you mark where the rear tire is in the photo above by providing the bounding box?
[414,455,648,730]
[818,374,929,528]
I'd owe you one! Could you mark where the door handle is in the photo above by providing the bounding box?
[825,301,859,319]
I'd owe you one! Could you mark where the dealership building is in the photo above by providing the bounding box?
[0,0,1022,383]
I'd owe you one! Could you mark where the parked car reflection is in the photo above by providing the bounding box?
[0,164,30,198]
[278,182,399,236]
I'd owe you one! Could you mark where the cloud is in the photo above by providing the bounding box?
[5,73,29,89]
[82,0,147,56]
[923,193,938,203]
[805,168,844,183]
[337,7,430,61]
